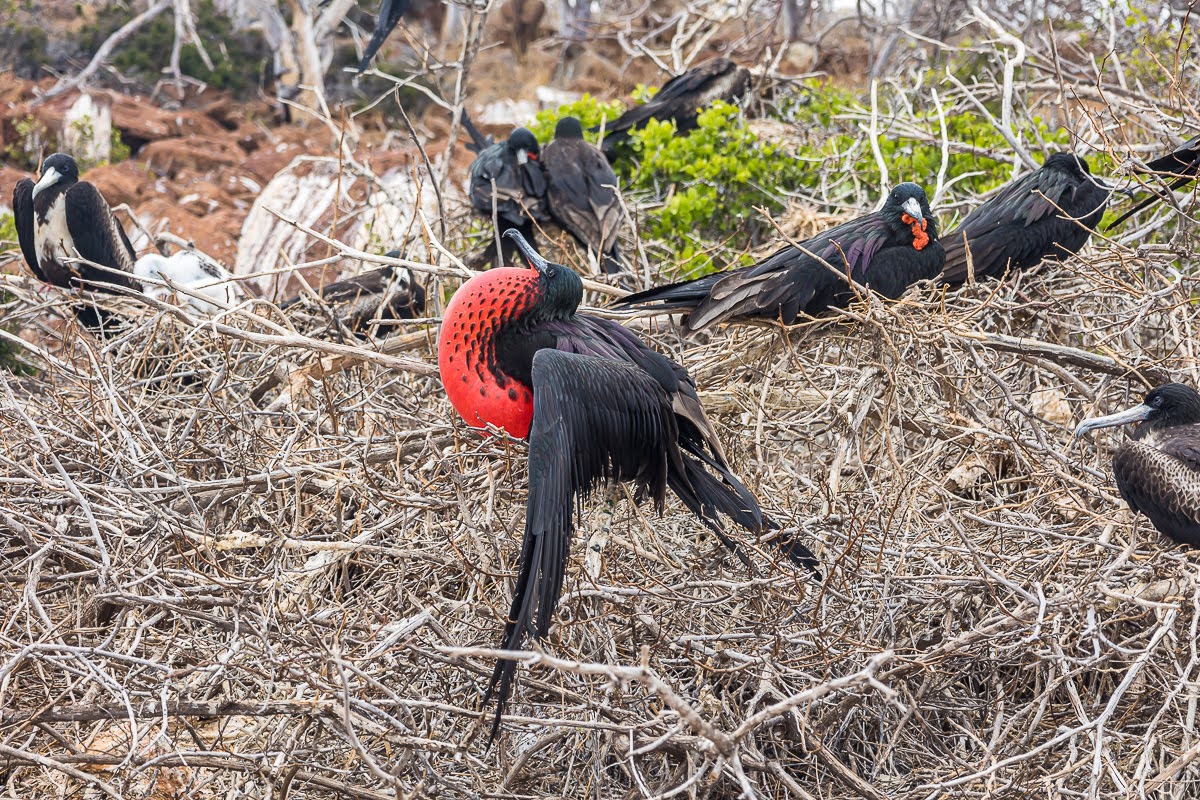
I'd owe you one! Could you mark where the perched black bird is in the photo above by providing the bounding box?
[541,117,626,274]
[437,230,819,740]
[1106,134,1200,230]
[1075,383,1200,547]
[614,183,942,331]
[940,153,1110,285]
[468,127,549,265]
[356,0,412,73]
[597,57,751,160]
[282,250,425,338]
[13,152,140,331]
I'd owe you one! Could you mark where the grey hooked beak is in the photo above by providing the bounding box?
[902,197,923,222]
[1074,403,1152,437]
[502,229,551,272]
[516,149,529,165]
[32,167,61,199]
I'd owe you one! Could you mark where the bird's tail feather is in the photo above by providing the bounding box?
[483,508,571,746]
[612,273,722,313]
[460,108,492,153]
[1105,143,1200,231]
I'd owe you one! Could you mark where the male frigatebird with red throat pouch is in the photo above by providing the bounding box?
[437,229,819,740]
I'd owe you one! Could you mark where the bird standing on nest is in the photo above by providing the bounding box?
[12,152,140,332]
[1076,383,1200,547]
[541,117,627,276]
[614,183,942,331]
[437,229,819,740]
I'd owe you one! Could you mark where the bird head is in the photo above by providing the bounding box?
[503,229,582,317]
[1075,382,1200,438]
[508,128,540,165]
[886,182,937,249]
[32,153,80,199]
[554,117,585,140]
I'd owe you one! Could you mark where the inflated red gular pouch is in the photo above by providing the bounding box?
[901,213,929,250]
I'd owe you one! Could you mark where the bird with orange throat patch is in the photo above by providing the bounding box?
[437,230,820,741]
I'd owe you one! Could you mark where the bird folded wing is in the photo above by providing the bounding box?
[12,179,44,282]
[1113,440,1200,544]
[64,182,138,286]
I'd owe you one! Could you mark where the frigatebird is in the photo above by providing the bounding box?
[281,250,425,337]
[437,229,818,739]
[1106,134,1200,230]
[541,117,626,274]
[355,0,411,73]
[135,250,246,316]
[13,152,140,331]
[940,153,1110,285]
[597,57,751,161]
[1075,383,1200,547]
[614,182,942,330]
[468,127,549,266]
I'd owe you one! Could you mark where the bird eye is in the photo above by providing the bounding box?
[545,266,558,278]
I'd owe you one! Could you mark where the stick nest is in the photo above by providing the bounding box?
[3,240,1200,799]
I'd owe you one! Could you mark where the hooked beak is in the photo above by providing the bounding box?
[1074,403,1152,437]
[516,149,529,165]
[32,167,61,199]
[502,229,550,272]
[902,197,923,222]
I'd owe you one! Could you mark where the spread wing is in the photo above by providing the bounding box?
[942,161,1108,283]
[544,141,624,256]
[64,181,138,290]
[355,0,412,73]
[602,59,741,135]
[11,177,44,281]
[484,349,679,739]
[1112,436,1200,547]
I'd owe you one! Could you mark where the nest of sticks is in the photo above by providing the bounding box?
[2,234,1200,800]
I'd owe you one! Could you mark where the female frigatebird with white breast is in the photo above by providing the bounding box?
[1076,383,1200,547]
[614,182,942,330]
[437,229,818,739]
[13,152,140,331]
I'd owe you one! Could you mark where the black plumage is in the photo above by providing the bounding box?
[355,0,412,73]
[597,57,751,160]
[468,127,549,265]
[437,230,819,741]
[282,250,425,338]
[542,117,626,274]
[12,152,139,331]
[614,182,942,331]
[1075,383,1200,547]
[940,152,1110,285]
[1106,134,1200,230]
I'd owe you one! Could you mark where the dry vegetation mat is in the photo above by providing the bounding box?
[3,237,1200,798]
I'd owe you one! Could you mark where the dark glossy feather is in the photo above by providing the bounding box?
[597,58,751,159]
[64,181,139,291]
[940,152,1110,285]
[615,184,942,330]
[468,145,547,229]
[542,124,625,273]
[356,0,412,73]
[1113,431,1200,546]
[459,108,492,153]
[12,178,44,282]
[1106,134,1200,230]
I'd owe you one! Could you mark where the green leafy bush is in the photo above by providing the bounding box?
[528,95,626,145]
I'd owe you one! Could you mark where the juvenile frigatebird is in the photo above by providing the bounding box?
[355,0,411,73]
[614,182,942,330]
[12,152,140,331]
[437,229,818,739]
[1106,134,1200,230]
[940,152,1110,285]
[1075,383,1200,546]
[597,57,751,160]
[541,117,626,274]
[135,250,246,316]
[281,250,425,337]
[468,127,549,266]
